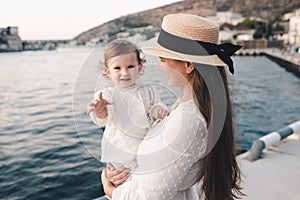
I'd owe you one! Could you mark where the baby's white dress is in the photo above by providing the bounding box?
[111,99,208,200]
[89,83,166,170]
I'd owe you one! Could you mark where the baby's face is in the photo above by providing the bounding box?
[105,52,141,89]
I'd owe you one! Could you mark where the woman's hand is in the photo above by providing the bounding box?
[101,168,116,198]
[106,163,130,187]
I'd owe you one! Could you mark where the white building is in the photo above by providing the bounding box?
[283,8,300,46]
[206,11,244,26]
[289,16,300,45]
[0,26,22,51]
[219,23,255,42]
[8,26,19,35]
[270,31,289,44]
[284,8,300,21]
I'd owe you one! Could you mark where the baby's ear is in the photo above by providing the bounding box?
[138,65,144,75]
[104,67,110,76]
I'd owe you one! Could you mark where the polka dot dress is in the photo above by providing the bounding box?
[112,99,208,200]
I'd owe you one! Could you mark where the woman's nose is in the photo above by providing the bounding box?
[157,62,164,71]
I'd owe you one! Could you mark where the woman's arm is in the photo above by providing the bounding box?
[102,108,208,199]
[101,168,117,198]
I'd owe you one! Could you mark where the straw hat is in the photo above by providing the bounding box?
[141,13,241,73]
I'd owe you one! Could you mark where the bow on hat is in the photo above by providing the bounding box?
[158,29,242,74]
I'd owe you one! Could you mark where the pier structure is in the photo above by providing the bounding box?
[247,121,300,161]
[239,121,300,199]
[0,26,66,52]
[236,48,300,77]
[94,120,300,200]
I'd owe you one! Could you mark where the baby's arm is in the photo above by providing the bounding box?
[87,90,112,127]
[147,85,169,121]
[92,92,111,119]
[149,103,169,120]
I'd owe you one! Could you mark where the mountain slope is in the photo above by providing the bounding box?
[73,0,300,43]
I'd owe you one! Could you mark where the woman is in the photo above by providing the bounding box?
[101,13,244,200]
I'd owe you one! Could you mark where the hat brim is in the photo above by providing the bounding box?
[141,36,227,67]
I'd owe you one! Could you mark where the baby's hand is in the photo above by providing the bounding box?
[150,104,169,120]
[88,92,112,119]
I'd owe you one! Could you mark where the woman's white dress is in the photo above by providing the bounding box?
[112,99,208,200]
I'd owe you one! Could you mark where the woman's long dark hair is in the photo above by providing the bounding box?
[189,64,244,200]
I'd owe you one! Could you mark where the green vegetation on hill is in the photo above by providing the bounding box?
[73,0,300,44]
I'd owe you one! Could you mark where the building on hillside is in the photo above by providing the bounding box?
[289,16,300,45]
[270,31,289,43]
[282,8,300,46]
[219,23,255,42]
[205,11,244,26]
[0,26,23,52]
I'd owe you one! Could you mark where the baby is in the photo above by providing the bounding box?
[88,39,169,175]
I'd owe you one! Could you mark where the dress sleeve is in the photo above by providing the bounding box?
[112,108,208,200]
[144,85,169,125]
[147,84,163,110]
[89,110,107,127]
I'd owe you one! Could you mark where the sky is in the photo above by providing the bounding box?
[1,0,180,40]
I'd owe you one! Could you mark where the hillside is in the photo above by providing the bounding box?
[73,0,300,44]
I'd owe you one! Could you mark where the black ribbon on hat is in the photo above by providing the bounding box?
[157,29,242,74]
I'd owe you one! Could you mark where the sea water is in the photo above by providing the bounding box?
[1,47,299,199]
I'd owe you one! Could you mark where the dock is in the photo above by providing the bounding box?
[238,121,300,199]
[94,121,300,200]
[95,137,300,199]
[236,48,300,77]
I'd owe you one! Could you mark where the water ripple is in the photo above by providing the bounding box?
[1,49,299,200]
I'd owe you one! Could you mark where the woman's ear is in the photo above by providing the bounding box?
[186,62,195,74]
